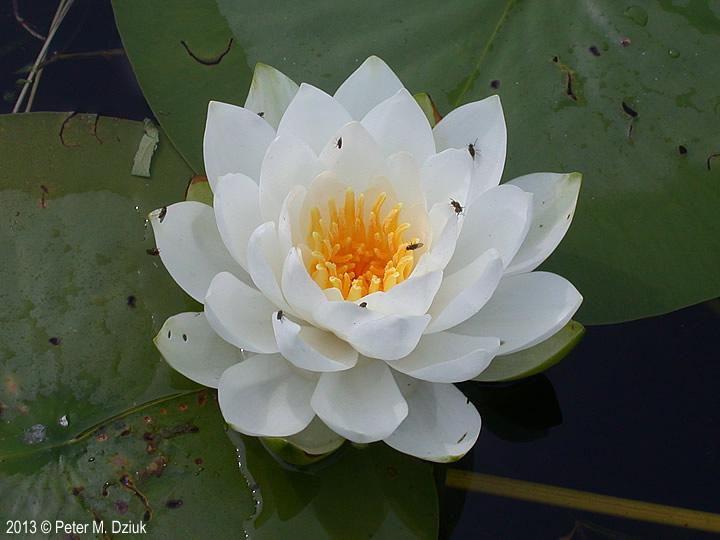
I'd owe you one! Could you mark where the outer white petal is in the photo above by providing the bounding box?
[259,134,323,222]
[203,101,275,190]
[272,311,357,372]
[363,270,443,316]
[204,272,278,354]
[318,121,386,192]
[149,201,248,303]
[361,88,436,164]
[334,56,404,120]
[311,358,408,443]
[421,148,473,209]
[452,272,583,354]
[315,301,430,361]
[281,247,328,324]
[505,172,582,275]
[432,95,507,200]
[412,203,460,276]
[426,248,504,333]
[246,222,291,313]
[277,83,352,154]
[384,375,481,462]
[219,354,316,437]
[444,185,532,276]
[387,332,499,383]
[386,151,426,208]
[213,173,261,270]
[154,312,244,388]
[244,63,299,130]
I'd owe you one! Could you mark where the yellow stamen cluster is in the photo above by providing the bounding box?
[306,189,418,300]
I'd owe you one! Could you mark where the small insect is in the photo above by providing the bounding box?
[405,242,424,251]
[467,138,478,159]
[276,310,284,320]
[146,247,160,256]
[359,302,367,308]
[127,295,137,308]
[158,206,168,223]
[257,111,265,117]
[336,137,343,149]
[450,199,464,215]
[48,337,62,346]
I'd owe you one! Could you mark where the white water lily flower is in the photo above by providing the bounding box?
[152,56,582,462]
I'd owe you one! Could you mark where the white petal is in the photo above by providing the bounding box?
[311,358,407,443]
[433,95,507,201]
[204,272,278,353]
[246,222,290,312]
[420,148,473,209]
[412,203,460,276]
[315,301,430,361]
[363,270,443,316]
[318,121,386,192]
[154,312,244,388]
[386,151,426,208]
[278,416,345,455]
[452,272,583,354]
[244,63,299,130]
[277,83,352,154]
[388,332,499,383]
[361,88,436,164]
[281,247,328,324]
[203,101,275,190]
[506,172,582,275]
[273,311,358,372]
[334,56,404,120]
[213,173,261,270]
[426,248,504,333]
[259,134,323,222]
[384,375,481,462]
[219,354,316,437]
[150,201,249,303]
[444,185,532,276]
[278,185,307,256]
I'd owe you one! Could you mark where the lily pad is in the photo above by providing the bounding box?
[113,0,720,325]
[0,112,258,532]
[0,112,196,459]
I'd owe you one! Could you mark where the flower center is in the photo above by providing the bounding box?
[306,188,419,301]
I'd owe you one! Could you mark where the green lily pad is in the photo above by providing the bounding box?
[113,0,720,325]
[0,112,197,459]
[0,393,256,537]
[474,320,585,382]
[0,112,258,531]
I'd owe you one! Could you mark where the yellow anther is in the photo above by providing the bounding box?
[307,189,418,299]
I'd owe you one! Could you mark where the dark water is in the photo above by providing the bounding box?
[2,2,718,538]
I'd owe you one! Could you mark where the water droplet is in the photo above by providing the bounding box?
[59,414,69,427]
[23,424,47,444]
[624,6,648,26]
[668,48,680,58]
